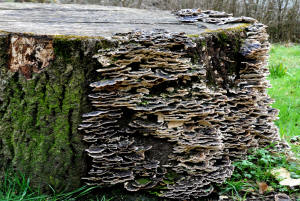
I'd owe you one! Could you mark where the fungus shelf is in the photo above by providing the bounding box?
[0,3,283,200]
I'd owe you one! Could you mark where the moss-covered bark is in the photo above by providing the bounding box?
[0,34,102,191]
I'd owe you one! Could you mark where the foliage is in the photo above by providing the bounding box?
[267,44,300,156]
[269,63,287,78]
[218,148,300,199]
[0,170,108,201]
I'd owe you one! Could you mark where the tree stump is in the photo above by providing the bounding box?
[0,3,283,199]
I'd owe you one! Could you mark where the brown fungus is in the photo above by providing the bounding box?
[79,9,284,200]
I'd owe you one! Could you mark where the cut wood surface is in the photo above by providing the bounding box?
[0,3,245,37]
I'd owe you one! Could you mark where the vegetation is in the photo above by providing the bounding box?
[0,170,109,201]
[269,63,288,78]
[268,44,300,156]
[217,148,300,200]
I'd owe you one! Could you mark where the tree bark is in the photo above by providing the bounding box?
[0,33,102,191]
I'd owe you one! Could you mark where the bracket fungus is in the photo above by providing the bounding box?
[79,9,283,200]
[0,3,284,200]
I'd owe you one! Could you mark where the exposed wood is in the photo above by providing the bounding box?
[0,3,245,37]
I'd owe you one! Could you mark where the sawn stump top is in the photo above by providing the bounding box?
[0,2,247,37]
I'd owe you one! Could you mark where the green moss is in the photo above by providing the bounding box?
[145,171,182,197]
[139,100,149,106]
[200,40,207,47]
[217,31,229,43]
[148,191,163,197]
[53,35,104,40]
[3,61,84,190]
[186,34,200,38]
[165,171,180,181]
[0,34,109,192]
[203,23,250,34]
[53,37,82,60]
[95,39,117,50]
[162,179,174,185]
[136,178,151,185]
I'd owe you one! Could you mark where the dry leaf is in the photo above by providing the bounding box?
[274,193,291,201]
[271,167,290,179]
[279,178,300,187]
[271,168,300,187]
[219,195,229,200]
[257,181,268,194]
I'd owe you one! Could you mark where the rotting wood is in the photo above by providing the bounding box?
[9,35,54,79]
[0,3,286,200]
[79,9,285,200]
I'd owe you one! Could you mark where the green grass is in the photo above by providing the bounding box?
[269,44,300,69]
[267,44,300,156]
[218,147,300,200]
[0,170,109,201]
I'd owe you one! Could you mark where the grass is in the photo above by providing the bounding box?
[267,44,300,156]
[0,170,109,201]
[218,147,300,200]
[268,44,300,69]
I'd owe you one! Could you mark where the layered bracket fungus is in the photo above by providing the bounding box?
[79,9,283,200]
[0,3,285,200]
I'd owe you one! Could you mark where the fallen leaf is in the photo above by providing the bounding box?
[274,193,291,201]
[257,181,268,194]
[279,178,300,187]
[219,195,229,200]
[271,167,300,187]
[271,168,290,180]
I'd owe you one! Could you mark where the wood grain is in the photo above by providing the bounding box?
[0,3,244,37]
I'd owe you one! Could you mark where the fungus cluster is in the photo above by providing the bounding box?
[79,9,282,200]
